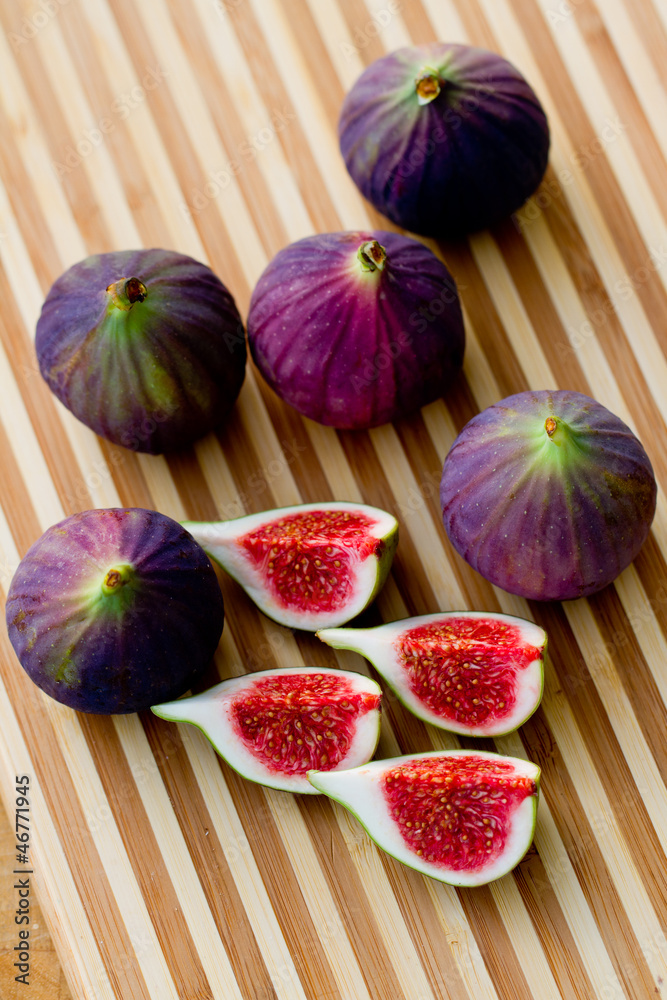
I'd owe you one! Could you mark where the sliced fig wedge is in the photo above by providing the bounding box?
[183,502,398,630]
[318,612,546,736]
[309,750,540,885]
[152,667,382,793]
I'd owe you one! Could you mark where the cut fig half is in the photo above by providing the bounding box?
[318,611,546,737]
[183,502,398,630]
[309,750,540,885]
[152,667,382,793]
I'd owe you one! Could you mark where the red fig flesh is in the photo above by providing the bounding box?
[183,502,398,630]
[152,667,382,793]
[318,611,546,736]
[309,750,540,885]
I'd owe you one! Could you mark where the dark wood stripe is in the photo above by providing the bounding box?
[0,629,152,1000]
[221,766,345,1000]
[621,0,667,82]
[1,3,111,254]
[97,440,156,513]
[142,712,279,1000]
[80,715,216,1000]
[164,0,291,255]
[0,264,95,520]
[506,0,667,371]
[105,0,254,309]
[632,535,667,661]
[525,604,661,1000]
[225,0,343,238]
[574,0,667,221]
[379,855,477,1000]
[298,793,408,1000]
[0,86,61,292]
[56,4,168,251]
[0,397,46,558]
[457,884,536,1000]
[337,430,439,617]
[588,588,667,790]
[513,850,598,1000]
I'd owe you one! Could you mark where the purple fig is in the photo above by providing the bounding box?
[246,230,464,429]
[339,43,550,237]
[440,390,657,601]
[5,508,224,714]
[36,249,246,454]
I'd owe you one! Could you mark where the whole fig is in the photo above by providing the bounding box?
[339,43,550,237]
[36,248,246,453]
[5,508,224,714]
[246,230,464,429]
[440,390,657,601]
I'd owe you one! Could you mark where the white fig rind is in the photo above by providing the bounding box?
[318,611,546,736]
[152,666,382,794]
[309,750,540,885]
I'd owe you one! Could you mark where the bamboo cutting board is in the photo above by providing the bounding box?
[1,0,667,997]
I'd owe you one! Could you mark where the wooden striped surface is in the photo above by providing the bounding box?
[1,0,666,997]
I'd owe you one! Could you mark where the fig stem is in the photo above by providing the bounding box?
[415,68,442,105]
[102,564,134,596]
[545,417,557,438]
[106,277,148,310]
[357,240,387,272]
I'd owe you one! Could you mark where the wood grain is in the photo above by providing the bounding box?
[1,0,666,997]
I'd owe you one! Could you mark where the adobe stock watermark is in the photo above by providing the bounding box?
[209,0,243,19]
[214,436,308,520]
[350,277,465,396]
[339,0,402,61]
[557,243,667,358]
[179,106,297,217]
[546,0,586,26]
[8,0,72,50]
[82,734,180,834]
[513,116,628,233]
[51,65,169,178]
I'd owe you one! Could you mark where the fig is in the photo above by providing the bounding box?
[183,501,398,631]
[246,230,464,429]
[309,750,540,885]
[338,43,550,237]
[36,248,246,453]
[318,611,546,737]
[440,390,657,601]
[5,508,224,714]
[152,667,382,794]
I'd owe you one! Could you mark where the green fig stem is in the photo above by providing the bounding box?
[357,240,387,272]
[415,68,442,105]
[106,277,148,310]
[101,564,134,596]
[544,415,570,447]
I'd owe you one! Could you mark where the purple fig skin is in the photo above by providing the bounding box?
[36,249,246,454]
[440,391,657,601]
[5,508,224,714]
[246,230,465,429]
[339,44,550,237]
